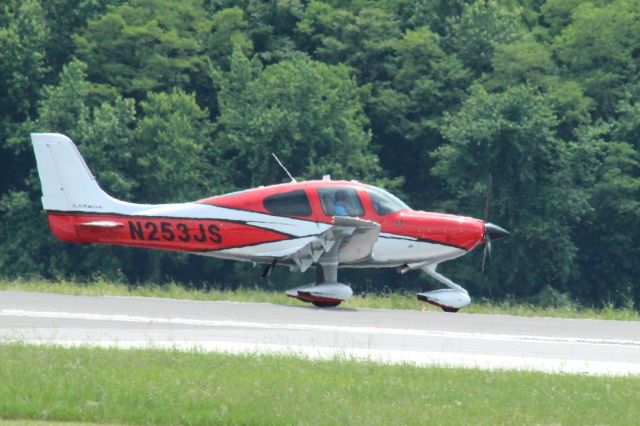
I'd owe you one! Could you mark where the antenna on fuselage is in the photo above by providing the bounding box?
[271,153,297,183]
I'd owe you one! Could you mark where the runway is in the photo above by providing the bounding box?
[1,291,639,376]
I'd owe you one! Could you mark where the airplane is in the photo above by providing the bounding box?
[30,133,508,312]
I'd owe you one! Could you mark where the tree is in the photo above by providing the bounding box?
[571,124,640,307]
[614,92,640,151]
[74,0,213,100]
[432,84,590,299]
[296,2,401,82]
[215,49,393,188]
[40,0,124,75]
[484,40,556,90]
[205,0,305,64]
[368,26,470,207]
[35,60,92,137]
[445,1,530,76]
[0,0,48,126]
[539,0,584,36]
[206,7,253,68]
[553,0,640,119]
[133,89,220,203]
[389,0,470,34]
[0,0,49,194]
[484,40,594,140]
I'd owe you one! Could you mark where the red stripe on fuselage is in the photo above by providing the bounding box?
[46,212,290,252]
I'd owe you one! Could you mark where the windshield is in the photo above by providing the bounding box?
[366,186,409,215]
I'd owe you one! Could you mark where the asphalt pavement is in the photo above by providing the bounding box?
[1,291,639,376]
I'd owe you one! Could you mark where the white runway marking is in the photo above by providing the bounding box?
[2,309,639,347]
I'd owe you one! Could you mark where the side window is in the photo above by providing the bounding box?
[263,190,312,217]
[318,187,364,217]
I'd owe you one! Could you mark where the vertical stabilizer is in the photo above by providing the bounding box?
[31,133,142,214]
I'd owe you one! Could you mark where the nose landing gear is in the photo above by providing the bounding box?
[415,264,471,312]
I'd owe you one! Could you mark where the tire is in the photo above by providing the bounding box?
[312,301,341,308]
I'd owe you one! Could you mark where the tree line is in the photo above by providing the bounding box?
[1,0,638,308]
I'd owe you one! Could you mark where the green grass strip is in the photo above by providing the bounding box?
[1,344,639,425]
[0,421,117,426]
[1,277,638,321]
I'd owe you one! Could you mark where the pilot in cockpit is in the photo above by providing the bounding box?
[333,190,349,216]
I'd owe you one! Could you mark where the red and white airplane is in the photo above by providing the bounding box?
[31,133,507,311]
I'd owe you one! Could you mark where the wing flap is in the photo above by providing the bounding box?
[283,217,380,272]
[333,217,380,263]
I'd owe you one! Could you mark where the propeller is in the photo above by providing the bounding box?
[481,174,508,272]
[481,175,492,273]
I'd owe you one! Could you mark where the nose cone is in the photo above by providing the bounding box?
[485,222,508,241]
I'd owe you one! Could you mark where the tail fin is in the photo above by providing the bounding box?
[31,133,141,214]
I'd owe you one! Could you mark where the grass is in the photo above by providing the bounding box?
[0,422,114,426]
[1,277,638,321]
[1,343,640,425]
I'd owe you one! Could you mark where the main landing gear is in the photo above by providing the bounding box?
[286,263,352,308]
[282,261,471,312]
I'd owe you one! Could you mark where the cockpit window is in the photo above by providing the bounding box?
[366,186,409,215]
[318,187,364,217]
[263,190,312,217]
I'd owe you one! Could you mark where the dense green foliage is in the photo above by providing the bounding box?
[0,0,638,308]
[3,344,640,425]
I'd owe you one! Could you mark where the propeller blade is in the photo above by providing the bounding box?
[482,237,492,273]
[480,175,508,273]
[482,244,488,273]
[482,174,493,273]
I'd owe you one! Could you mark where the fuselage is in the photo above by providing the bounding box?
[46,179,486,268]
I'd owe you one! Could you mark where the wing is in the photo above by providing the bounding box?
[271,217,380,272]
